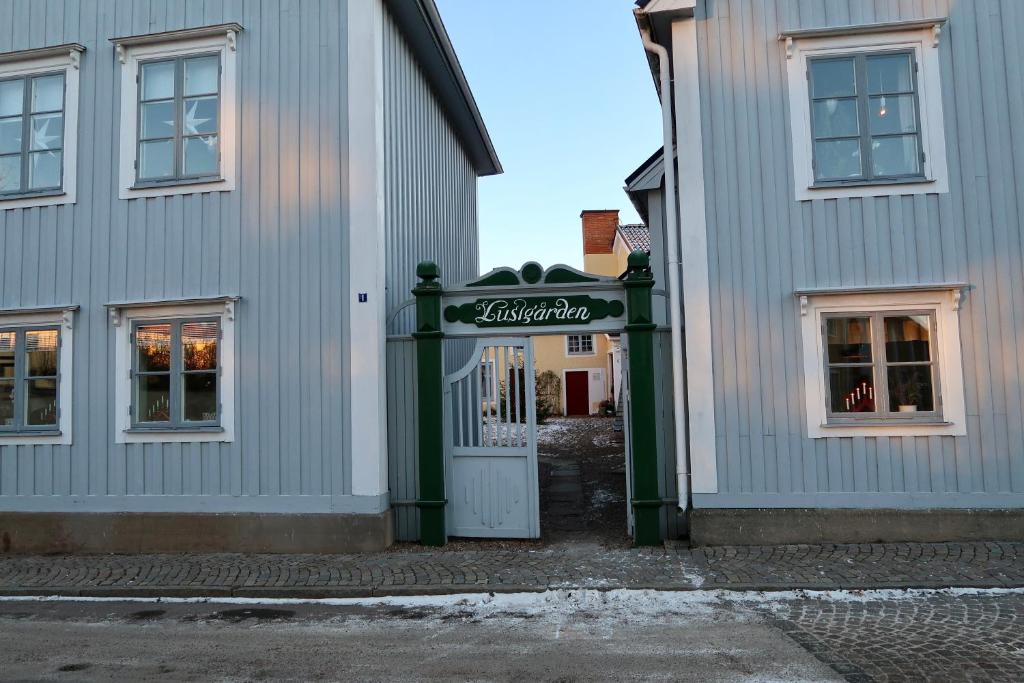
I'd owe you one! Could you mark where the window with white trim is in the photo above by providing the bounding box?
[566,334,594,356]
[808,51,924,184]
[783,20,948,200]
[799,288,966,438]
[0,45,82,210]
[0,327,60,432]
[0,307,75,445]
[131,318,220,428]
[113,24,239,199]
[136,54,221,184]
[112,299,236,443]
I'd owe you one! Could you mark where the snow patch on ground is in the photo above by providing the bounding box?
[589,488,623,509]
[9,586,1023,618]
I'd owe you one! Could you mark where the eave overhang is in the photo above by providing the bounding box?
[384,0,502,176]
[633,0,696,97]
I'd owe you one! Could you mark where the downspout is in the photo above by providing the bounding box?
[636,13,690,513]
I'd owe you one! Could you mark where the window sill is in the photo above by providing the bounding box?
[0,430,62,437]
[130,176,224,191]
[810,177,934,190]
[125,426,224,434]
[0,189,66,202]
[822,420,951,428]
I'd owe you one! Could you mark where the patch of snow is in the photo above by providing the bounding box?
[589,488,623,509]
[7,586,1023,618]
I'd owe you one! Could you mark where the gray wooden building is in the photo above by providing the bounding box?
[635,0,1024,542]
[0,0,499,553]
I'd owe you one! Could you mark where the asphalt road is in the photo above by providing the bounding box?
[1,589,1020,682]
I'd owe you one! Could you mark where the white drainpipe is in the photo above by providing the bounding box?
[636,16,690,512]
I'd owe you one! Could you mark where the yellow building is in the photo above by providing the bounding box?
[533,210,650,415]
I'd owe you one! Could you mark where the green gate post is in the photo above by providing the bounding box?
[624,251,662,546]
[412,261,447,546]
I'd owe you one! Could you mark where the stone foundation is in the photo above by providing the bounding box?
[0,510,394,554]
[689,508,1024,546]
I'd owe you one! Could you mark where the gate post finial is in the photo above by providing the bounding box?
[624,250,662,546]
[413,260,447,546]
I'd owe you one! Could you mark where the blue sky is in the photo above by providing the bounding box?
[434,0,663,272]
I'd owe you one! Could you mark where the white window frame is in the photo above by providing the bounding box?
[0,306,75,445]
[110,297,237,444]
[114,25,239,200]
[799,287,966,438]
[566,334,596,357]
[783,21,948,200]
[0,45,82,210]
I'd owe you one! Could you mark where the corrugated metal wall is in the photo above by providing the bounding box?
[693,0,1024,507]
[382,8,481,540]
[0,0,353,510]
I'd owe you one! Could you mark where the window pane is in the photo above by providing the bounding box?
[0,331,14,378]
[141,61,175,101]
[814,139,862,180]
[829,367,876,413]
[0,117,22,154]
[0,80,23,117]
[183,321,218,370]
[184,56,219,96]
[884,315,931,362]
[811,58,856,98]
[871,134,920,176]
[137,373,171,423]
[826,317,872,363]
[28,150,61,190]
[140,101,175,140]
[812,98,859,138]
[137,324,171,372]
[31,75,63,113]
[869,95,916,135]
[888,364,935,412]
[25,329,58,376]
[30,113,63,150]
[25,378,57,426]
[867,54,913,94]
[183,372,218,422]
[183,96,218,135]
[0,154,22,192]
[0,379,13,426]
[183,135,218,176]
[139,139,174,180]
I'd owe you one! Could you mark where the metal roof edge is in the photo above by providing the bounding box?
[384,0,502,177]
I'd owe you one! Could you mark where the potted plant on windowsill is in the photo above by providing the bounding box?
[892,378,925,413]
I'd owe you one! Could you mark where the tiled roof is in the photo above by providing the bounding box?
[618,224,651,254]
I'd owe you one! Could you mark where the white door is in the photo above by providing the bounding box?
[444,338,539,538]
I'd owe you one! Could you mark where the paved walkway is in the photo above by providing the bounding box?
[1,541,1022,598]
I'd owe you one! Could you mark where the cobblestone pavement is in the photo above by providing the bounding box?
[770,592,1024,682]
[0,541,1021,598]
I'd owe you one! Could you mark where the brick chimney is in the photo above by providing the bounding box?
[581,210,619,255]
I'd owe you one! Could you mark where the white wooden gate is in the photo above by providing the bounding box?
[444,338,539,538]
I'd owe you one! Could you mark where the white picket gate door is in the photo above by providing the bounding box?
[444,338,539,538]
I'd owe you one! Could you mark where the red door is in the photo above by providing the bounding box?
[565,371,590,416]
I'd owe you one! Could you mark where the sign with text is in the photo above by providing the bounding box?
[444,295,625,330]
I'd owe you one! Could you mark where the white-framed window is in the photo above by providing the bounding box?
[0,44,83,210]
[0,306,75,445]
[566,334,595,356]
[110,297,237,443]
[112,24,240,200]
[783,20,948,200]
[798,287,966,438]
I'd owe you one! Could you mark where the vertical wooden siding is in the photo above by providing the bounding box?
[0,0,352,509]
[381,9,480,539]
[694,0,1024,506]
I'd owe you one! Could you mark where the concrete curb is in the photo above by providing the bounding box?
[1,579,1021,600]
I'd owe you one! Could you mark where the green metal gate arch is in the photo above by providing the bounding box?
[412,252,662,546]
